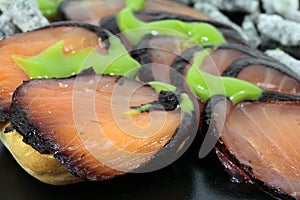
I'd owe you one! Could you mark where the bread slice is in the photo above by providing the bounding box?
[0,122,82,185]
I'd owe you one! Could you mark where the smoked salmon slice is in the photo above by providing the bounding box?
[0,21,119,122]
[9,72,197,181]
[223,58,300,96]
[159,42,300,98]
[203,95,300,200]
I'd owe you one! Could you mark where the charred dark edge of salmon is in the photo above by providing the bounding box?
[131,34,154,64]
[222,57,300,82]
[34,21,111,49]
[216,28,248,45]
[259,91,300,102]
[53,151,115,181]
[216,43,274,60]
[255,177,297,200]
[100,15,121,36]
[216,138,297,199]
[214,143,253,183]
[170,46,204,91]
[135,109,198,172]
[215,140,296,200]
[134,81,199,172]
[0,110,10,123]
[202,95,253,184]
[203,95,297,200]
[10,102,111,180]
[132,34,156,82]
[10,105,53,154]
[56,0,71,21]
[170,45,203,75]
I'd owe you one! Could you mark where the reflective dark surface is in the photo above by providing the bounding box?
[0,138,274,200]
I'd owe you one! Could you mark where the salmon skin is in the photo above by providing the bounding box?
[9,71,197,181]
[0,21,112,122]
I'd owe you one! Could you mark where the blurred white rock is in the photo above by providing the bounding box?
[0,0,48,37]
[265,49,300,76]
[194,2,249,42]
[193,0,259,13]
[257,14,300,46]
[242,14,261,48]
[261,0,300,22]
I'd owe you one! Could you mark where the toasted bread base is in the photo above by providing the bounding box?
[0,122,82,185]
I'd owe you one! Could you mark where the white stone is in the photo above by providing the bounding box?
[262,0,298,14]
[261,0,300,22]
[194,2,249,41]
[193,0,259,13]
[257,14,300,46]
[242,14,261,48]
[284,11,300,23]
[265,49,300,76]
[0,0,48,33]
[0,14,19,39]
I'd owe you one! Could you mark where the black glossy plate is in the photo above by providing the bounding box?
[0,138,274,200]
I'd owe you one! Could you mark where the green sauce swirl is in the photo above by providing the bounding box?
[36,0,63,20]
[117,0,226,46]
[118,0,263,104]
[186,51,263,104]
[12,35,140,79]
